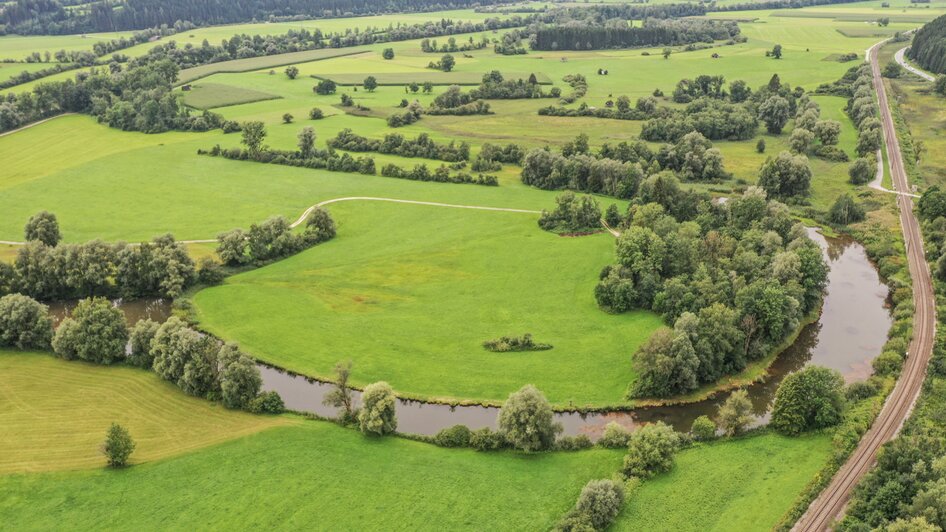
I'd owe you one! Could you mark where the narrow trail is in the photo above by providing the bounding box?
[0,113,74,139]
[793,39,937,531]
[3,196,624,245]
[895,46,936,82]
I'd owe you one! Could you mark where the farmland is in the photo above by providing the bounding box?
[1,0,942,529]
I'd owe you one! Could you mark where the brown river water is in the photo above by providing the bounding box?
[59,229,891,438]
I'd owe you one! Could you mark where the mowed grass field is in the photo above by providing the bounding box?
[617,432,834,531]
[0,422,624,530]
[0,351,290,473]
[193,200,662,407]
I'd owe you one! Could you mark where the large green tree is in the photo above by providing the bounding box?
[770,365,845,435]
[497,384,561,452]
[24,211,61,247]
[52,297,128,364]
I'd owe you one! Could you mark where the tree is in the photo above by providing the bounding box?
[829,194,866,225]
[24,211,61,247]
[439,54,455,72]
[382,48,395,60]
[622,421,681,478]
[52,297,128,364]
[813,119,842,146]
[770,365,845,435]
[309,107,324,120]
[758,151,812,199]
[730,80,751,103]
[690,415,716,441]
[771,44,783,59]
[662,47,672,59]
[789,128,814,153]
[363,76,378,92]
[597,422,631,448]
[218,343,262,409]
[717,389,753,436]
[423,81,434,93]
[282,113,293,124]
[297,127,316,158]
[314,79,336,95]
[528,73,538,85]
[216,229,248,265]
[304,207,336,244]
[758,95,791,134]
[756,138,766,153]
[887,517,940,532]
[935,75,946,96]
[574,479,625,530]
[857,128,882,157]
[0,294,53,350]
[128,318,160,368]
[849,157,875,185]
[497,384,561,452]
[883,62,903,78]
[323,360,356,423]
[285,65,299,79]
[102,423,135,467]
[197,257,225,285]
[240,121,266,157]
[359,381,397,435]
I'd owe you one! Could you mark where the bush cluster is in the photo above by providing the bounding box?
[327,129,470,162]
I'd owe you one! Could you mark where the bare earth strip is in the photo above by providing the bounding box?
[793,39,937,531]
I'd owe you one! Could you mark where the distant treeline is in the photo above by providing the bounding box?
[907,13,946,74]
[531,19,740,51]
[0,0,511,34]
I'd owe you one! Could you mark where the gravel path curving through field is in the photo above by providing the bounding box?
[793,38,937,531]
[2,196,622,245]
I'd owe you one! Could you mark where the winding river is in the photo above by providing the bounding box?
[56,229,891,438]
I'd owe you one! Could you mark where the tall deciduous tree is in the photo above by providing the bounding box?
[770,365,845,435]
[497,384,561,452]
[24,211,61,247]
[52,297,128,364]
[359,381,397,435]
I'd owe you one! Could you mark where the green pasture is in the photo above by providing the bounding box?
[177,48,365,84]
[617,432,834,531]
[192,199,662,407]
[319,70,552,86]
[0,61,60,82]
[182,83,281,109]
[0,351,289,474]
[0,422,623,530]
[0,32,130,61]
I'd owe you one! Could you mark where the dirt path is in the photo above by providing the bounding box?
[793,39,937,531]
[0,113,74,139]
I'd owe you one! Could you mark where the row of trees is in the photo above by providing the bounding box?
[596,187,827,398]
[379,163,498,186]
[0,212,198,301]
[0,293,280,412]
[521,131,729,198]
[327,129,470,162]
[216,209,335,267]
[531,18,740,51]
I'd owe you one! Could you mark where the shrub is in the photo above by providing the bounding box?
[555,434,593,451]
[434,425,472,447]
[498,384,562,452]
[218,343,262,409]
[597,422,632,448]
[690,415,717,441]
[309,107,324,120]
[717,389,754,436]
[846,379,881,402]
[249,391,284,414]
[127,318,160,367]
[574,479,625,530]
[828,194,866,225]
[102,422,135,467]
[24,210,61,247]
[849,157,876,185]
[470,427,508,451]
[756,138,766,153]
[482,333,552,352]
[359,381,398,436]
[304,207,336,244]
[0,293,54,350]
[622,421,680,478]
[197,257,225,285]
[771,365,845,436]
[52,297,128,364]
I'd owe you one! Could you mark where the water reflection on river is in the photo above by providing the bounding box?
[258,228,893,438]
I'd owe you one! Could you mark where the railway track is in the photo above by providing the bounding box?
[793,39,937,531]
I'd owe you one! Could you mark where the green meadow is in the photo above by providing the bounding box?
[193,200,663,407]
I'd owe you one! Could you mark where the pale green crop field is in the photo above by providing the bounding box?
[0,32,131,61]
[0,61,60,82]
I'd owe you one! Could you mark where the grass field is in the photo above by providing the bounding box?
[617,432,834,531]
[0,61,61,83]
[177,48,366,84]
[0,351,289,473]
[192,200,662,407]
[0,422,624,530]
[319,70,552,85]
[182,83,281,109]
